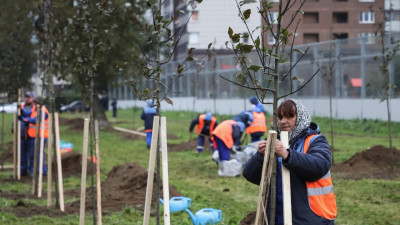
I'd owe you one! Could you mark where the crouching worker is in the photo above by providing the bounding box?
[189,112,218,153]
[141,99,156,149]
[211,120,245,176]
[243,99,337,224]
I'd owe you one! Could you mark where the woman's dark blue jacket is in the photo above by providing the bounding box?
[242,122,334,225]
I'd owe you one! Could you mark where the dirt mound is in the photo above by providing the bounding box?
[0,141,14,164]
[240,210,257,225]
[331,145,400,179]
[58,117,85,130]
[118,131,146,141]
[65,162,182,214]
[60,151,100,177]
[167,137,215,152]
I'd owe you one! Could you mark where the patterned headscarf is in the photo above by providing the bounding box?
[279,99,311,142]
[290,99,311,142]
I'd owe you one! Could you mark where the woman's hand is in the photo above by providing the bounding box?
[258,141,267,156]
[275,139,289,160]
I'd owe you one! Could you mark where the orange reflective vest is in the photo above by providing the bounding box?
[196,114,217,135]
[304,134,337,220]
[22,104,49,138]
[245,111,267,134]
[211,120,237,149]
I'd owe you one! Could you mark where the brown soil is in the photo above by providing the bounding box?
[0,141,14,164]
[240,210,257,225]
[167,137,214,152]
[58,117,85,130]
[59,151,102,177]
[0,162,181,218]
[331,145,400,179]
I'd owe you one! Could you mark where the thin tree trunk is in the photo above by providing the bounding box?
[386,96,393,170]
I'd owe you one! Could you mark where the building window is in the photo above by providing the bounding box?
[358,33,375,44]
[191,11,199,22]
[359,11,375,24]
[243,32,249,43]
[189,32,199,44]
[303,12,319,24]
[268,33,276,45]
[333,33,348,39]
[335,0,347,1]
[303,33,319,43]
[269,12,279,24]
[333,12,348,23]
[359,0,374,2]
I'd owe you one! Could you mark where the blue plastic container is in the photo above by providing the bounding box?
[159,196,192,213]
[194,208,222,225]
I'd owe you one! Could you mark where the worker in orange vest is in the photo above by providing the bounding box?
[18,92,48,176]
[189,112,218,153]
[211,120,245,162]
[245,105,267,142]
[243,99,336,224]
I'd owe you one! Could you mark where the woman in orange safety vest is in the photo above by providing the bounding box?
[243,99,336,225]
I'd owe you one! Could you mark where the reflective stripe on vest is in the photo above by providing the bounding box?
[211,120,236,149]
[304,134,337,220]
[25,104,49,138]
[245,111,267,134]
[196,114,217,135]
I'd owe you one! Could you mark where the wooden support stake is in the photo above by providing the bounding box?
[160,117,170,225]
[17,89,21,180]
[79,118,90,225]
[94,120,102,225]
[255,130,277,225]
[38,106,45,197]
[143,116,160,225]
[47,112,53,207]
[13,113,17,179]
[54,113,64,211]
[280,131,292,225]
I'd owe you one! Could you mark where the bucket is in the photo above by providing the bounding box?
[195,208,222,225]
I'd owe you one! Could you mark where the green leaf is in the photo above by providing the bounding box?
[248,65,262,72]
[228,27,233,38]
[254,36,260,48]
[243,9,251,20]
[293,49,305,54]
[292,76,304,83]
[208,43,213,49]
[197,0,203,3]
[241,44,254,53]
[188,48,195,55]
[232,33,240,43]
[186,55,194,61]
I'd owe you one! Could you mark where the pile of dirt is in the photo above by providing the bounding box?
[60,151,100,177]
[240,211,257,225]
[118,131,146,141]
[0,141,14,164]
[167,137,215,152]
[331,145,400,179]
[58,117,85,130]
[65,162,182,214]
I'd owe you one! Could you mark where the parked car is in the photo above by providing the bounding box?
[59,100,89,113]
[0,102,18,113]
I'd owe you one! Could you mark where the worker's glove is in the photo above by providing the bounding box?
[17,115,22,121]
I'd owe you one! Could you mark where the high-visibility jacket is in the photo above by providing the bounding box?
[22,104,49,138]
[304,134,337,220]
[211,120,237,149]
[245,111,267,134]
[196,114,217,135]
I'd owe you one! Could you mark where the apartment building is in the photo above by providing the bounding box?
[267,0,385,45]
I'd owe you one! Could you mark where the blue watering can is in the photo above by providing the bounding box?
[160,197,222,225]
[159,196,192,213]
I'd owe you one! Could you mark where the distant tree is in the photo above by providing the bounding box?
[374,4,400,170]
[0,1,36,98]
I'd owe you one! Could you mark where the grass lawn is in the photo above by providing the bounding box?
[0,109,399,224]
